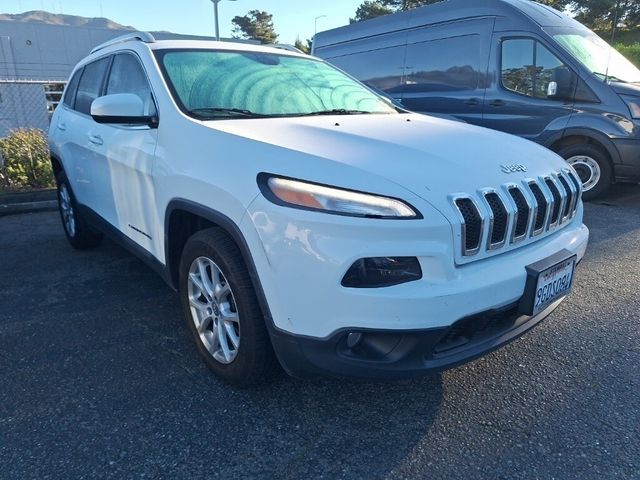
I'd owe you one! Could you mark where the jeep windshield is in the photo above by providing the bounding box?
[155,49,398,119]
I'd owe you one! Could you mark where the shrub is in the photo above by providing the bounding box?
[615,43,640,68]
[0,128,54,191]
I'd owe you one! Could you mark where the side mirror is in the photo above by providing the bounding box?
[91,94,157,127]
[548,67,576,101]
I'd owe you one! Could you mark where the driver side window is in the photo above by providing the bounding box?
[501,39,566,100]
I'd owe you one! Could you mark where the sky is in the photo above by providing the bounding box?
[1,0,364,44]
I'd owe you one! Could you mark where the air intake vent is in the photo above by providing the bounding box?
[508,187,529,240]
[484,192,508,247]
[545,178,562,226]
[455,198,482,255]
[557,175,574,219]
[528,182,547,234]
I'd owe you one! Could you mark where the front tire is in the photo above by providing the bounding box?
[178,228,278,386]
[56,173,103,249]
[559,144,612,201]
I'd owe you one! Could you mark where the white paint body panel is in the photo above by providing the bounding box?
[48,39,590,341]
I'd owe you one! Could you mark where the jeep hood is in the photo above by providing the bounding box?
[207,113,567,208]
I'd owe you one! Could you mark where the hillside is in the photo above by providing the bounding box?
[0,10,134,30]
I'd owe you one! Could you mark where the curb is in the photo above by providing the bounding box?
[0,189,58,217]
[0,200,58,217]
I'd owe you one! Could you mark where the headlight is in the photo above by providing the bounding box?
[621,95,640,119]
[258,174,421,219]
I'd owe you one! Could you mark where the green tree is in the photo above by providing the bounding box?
[231,10,278,44]
[294,36,312,54]
[350,1,393,23]
[573,0,640,32]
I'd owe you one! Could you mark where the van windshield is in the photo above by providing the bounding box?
[155,49,397,119]
[551,28,640,84]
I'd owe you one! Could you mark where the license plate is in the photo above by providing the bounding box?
[520,250,577,316]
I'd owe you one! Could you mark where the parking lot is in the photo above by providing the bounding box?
[0,185,638,479]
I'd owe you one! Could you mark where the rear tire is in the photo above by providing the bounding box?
[178,228,278,386]
[56,173,103,249]
[558,143,612,201]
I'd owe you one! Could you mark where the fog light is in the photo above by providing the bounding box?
[341,257,422,288]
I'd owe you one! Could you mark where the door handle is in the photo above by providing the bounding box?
[57,123,66,131]
[489,99,506,107]
[88,134,103,146]
[464,98,480,106]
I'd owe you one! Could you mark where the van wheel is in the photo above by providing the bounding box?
[56,174,103,249]
[178,228,278,386]
[558,144,612,201]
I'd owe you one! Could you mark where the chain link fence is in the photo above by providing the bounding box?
[0,80,66,138]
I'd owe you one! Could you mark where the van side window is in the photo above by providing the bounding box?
[75,57,111,115]
[328,46,405,93]
[404,35,481,92]
[106,53,157,116]
[63,69,82,108]
[501,39,566,99]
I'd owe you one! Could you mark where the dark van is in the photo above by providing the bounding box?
[313,0,640,199]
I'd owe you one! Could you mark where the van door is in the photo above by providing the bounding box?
[482,35,575,143]
[400,18,494,126]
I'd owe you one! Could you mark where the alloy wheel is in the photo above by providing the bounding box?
[187,256,240,364]
[59,184,76,237]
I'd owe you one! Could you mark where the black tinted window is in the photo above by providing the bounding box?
[75,57,110,115]
[502,39,566,99]
[404,35,481,92]
[328,46,405,93]
[106,54,157,116]
[63,69,82,108]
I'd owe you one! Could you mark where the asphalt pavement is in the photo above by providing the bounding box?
[0,185,639,479]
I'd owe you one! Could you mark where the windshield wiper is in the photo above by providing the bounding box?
[188,107,269,119]
[592,72,628,83]
[300,109,374,116]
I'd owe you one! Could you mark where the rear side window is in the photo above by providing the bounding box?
[106,53,157,116]
[501,39,566,99]
[404,34,482,92]
[63,69,82,108]
[328,46,405,93]
[75,57,110,115]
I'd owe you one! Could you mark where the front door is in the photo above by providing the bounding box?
[97,52,160,256]
[481,35,575,143]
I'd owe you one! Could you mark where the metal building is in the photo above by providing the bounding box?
[0,18,233,136]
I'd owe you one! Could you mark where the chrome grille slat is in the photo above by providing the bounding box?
[452,170,581,258]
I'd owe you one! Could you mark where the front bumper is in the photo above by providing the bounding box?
[270,296,565,379]
[243,194,589,378]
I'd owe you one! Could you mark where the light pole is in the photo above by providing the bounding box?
[314,15,327,37]
[211,0,237,41]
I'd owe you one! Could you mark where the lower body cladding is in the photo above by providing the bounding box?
[613,137,640,182]
[243,196,590,379]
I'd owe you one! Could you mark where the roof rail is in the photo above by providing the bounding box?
[91,31,156,54]
[267,43,305,54]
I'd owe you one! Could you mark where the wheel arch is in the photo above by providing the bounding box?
[164,199,274,324]
[545,129,620,166]
[50,153,64,180]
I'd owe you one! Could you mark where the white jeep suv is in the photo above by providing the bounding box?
[49,33,589,384]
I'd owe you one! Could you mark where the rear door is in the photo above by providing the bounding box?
[400,18,494,126]
[63,56,111,209]
[481,34,575,142]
